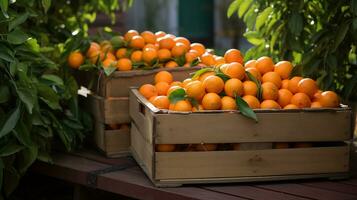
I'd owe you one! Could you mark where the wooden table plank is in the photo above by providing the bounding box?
[255,183,357,200]
[301,181,357,195]
[202,185,310,200]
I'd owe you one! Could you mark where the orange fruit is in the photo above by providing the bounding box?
[157,49,172,62]
[201,52,216,66]
[116,48,128,59]
[262,82,279,100]
[124,30,139,42]
[102,58,115,68]
[318,91,340,108]
[173,100,192,111]
[244,60,257,69]
[277,89,293,108]
[174,37,191,50]
[171,42,187,57]
[262,71,282,88]
[215,56,225,66]
[203,75,225,94]
[116,58,132,71]
[221,96,237,110]
[167,86,183,96]
[139,84,158,99]
[245,67,262,81]
[192,104,204,112]
[105,52,116,61]
[243,81,258,96]
[166,34,176,39]
[158,36,175,50]
[152,96,170,109]
[156,144,175,152]
[155,82,170,95]
[88,50,103,64]
[155,31,166,38]
[195,144,217,151]
[130,35,145,49]
[182,78,193,87]
[144,43,159,50]
[284,104,299,109]
[256,56,274,75]
[224,49,243,64]
[130,50,143,62]
[198,71,215,82]
[291,93,311,108]
[86,42,101,57]
[202,93,222,110]
[274,61,293,79]
[185,80,205,100]
[281,79,289,89]
[221,62,245,80]
[142,47,158,63]
[242,95,261,109]
[165,60,179,68]
[261,100,281,109]
[274,142,290,149]
[312,90,322,102]
[169,104,175,110]
[149,96,158,104]
[297,78,318,98]
[311,101,322,108]
[224,78,244,97]
[288,76,303,94]
[68,51,84,69]
[185,50,199,64]
[141,31,156,44]
[100,40,113,53]
[155,71,173,84]
[190,43,206,56]
[170,81,182,87]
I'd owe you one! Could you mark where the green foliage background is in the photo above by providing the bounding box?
[228,0,357,100]
[0,0,132,198]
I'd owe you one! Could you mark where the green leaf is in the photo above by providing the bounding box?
[0,106,20,138]
[227,0,241,18]
[216,72,231,82]
[351,0,357,15]
[103,66,117,76]
[79,64,97,71]
[332,22,350,52]
[245,71,262,100]
[238,0,253,18]
[0,143,24,157]
[168,88,186,104]
[8,12,29,31]
[288,12,303,35]
[7,29,29,45]
[3,167,20,197]
[17,146,38,173]
[0,43,14,62]
[244,31,264,45]
[0,85,10,104]
[190,58,200,66]
[41,0,51,13]
[0,158,3,190]
[13,121,33,148]
[255,7,273,30]
[41,74,64,86]
[17,86,35,113]
[37,151,53,163]
[37,84,61,110]
[190,67,214,80]
[235,95,258,122]
[26,38,40,52]
[0,0,9,18]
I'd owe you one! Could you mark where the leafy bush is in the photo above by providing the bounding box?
[0,0,132,197]
[228,0,357,100]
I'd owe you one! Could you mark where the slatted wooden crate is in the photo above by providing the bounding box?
[129,88,353,187]
[80,67,200,157]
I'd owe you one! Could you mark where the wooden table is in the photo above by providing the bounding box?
[30,149,357,200]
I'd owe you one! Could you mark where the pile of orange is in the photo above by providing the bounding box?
[139,56,340,113]
[67,30,243,71]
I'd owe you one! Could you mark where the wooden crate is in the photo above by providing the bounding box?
[91,67,200,97]
[94,122,130,158]
[129,88,352,187]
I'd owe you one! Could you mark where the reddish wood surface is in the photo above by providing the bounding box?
[30,150,357,200]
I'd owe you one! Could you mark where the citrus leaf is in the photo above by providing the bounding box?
[7,29,29,45]
[288,12,303,35]
[103,66,116,76]
[243,31,265,45]
[190,58,200,66]
[245,71,262,100]
[333,21,350,52]
[238,0,253,18]
[41,74,64,86]
[227,0,241,18]
[41,0,51,13]
[187,97,199,108]
[0,85,10,103]
[216,72,231,82]
[0,106,20,138]
[17,86,35,113]
[0,0,9,18]
[0,142,24,157]
[190,67,214,80]
[168,88,186,104]
[9,12,29,31]
[255,7,273,30]
[235,95,258,122]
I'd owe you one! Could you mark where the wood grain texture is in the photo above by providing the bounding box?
[155,147,349,180]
